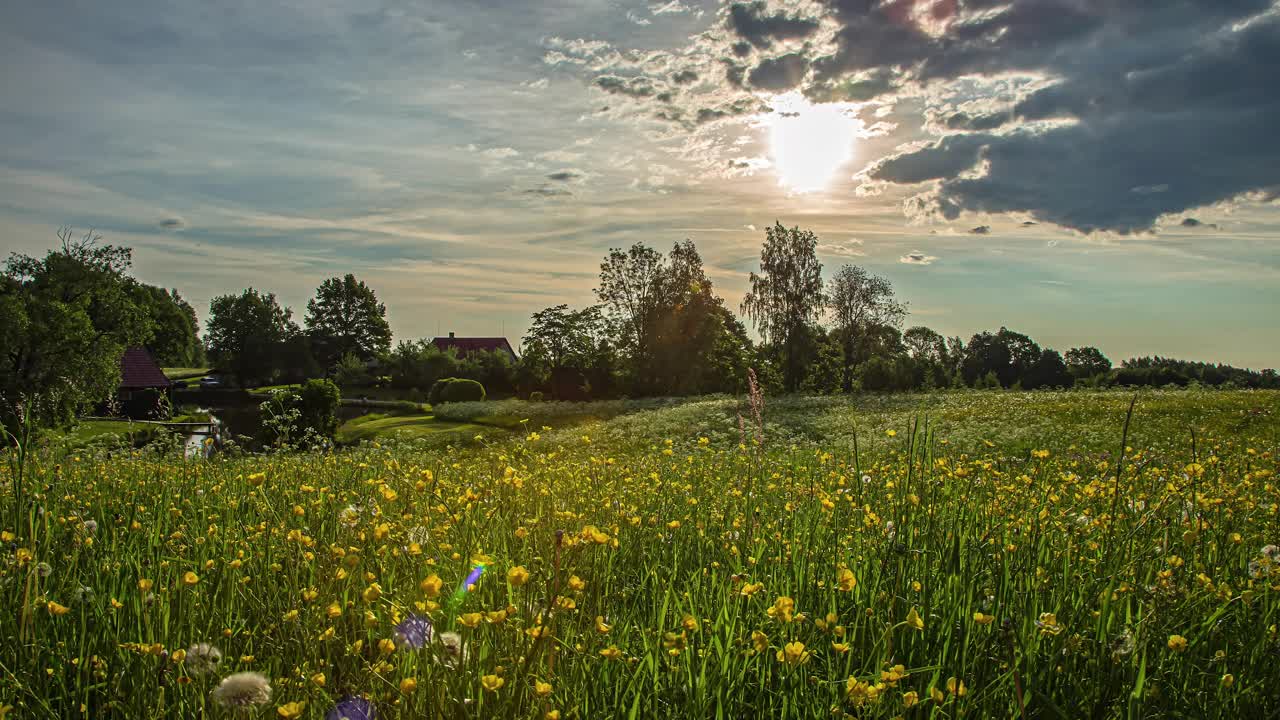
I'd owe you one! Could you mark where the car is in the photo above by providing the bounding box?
[199,376,222,388]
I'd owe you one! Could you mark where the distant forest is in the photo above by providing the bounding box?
[3,225,1276,430]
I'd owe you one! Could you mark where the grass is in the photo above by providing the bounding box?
[2,388,1278,718]
[334,412,486,445]
[162,367,211,381]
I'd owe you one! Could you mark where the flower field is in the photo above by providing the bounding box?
[2,390,1278,718]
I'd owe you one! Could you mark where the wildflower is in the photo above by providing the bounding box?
[325,696,374,720]
[739,581,764,597]
[36,562,52,578]
[973,612,995,625]
[395,614,433,649]
[905,607,924,631]
[1221,673,1235,688]
[599,646,623,660]
[546,712,560,720]
[767,596,795,623]
[459,612,484,628]
[82,519,98,534]
[1167,634,1188,652]
[399,678,417,694]
[481,674,504,692]
[751,630,769,653]
[682,614,699,632]
[377,638,396,655]
[185,643,223,676]
[327,603,343,619]
[310,673,325,687]
[46,601,71,616]
[183,571,200,586]
[595,616,612,634]
[837,568,857,592]
[437,632,465,666]
[507,566,530,587]
[420,574,443,598]
[277,701,305,719]
[1036,612,1063,636]
[535,680,552,697]
[776,641,810,665]
[246,472,266,487]
[1111,629,1135,660]
[946,677,967,697]
[211,672,272,711]
[567,575,586,592]
[903,690,919,708]
[362,584,381,603]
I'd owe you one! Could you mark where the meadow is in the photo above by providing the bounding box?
[1,389,1278,718]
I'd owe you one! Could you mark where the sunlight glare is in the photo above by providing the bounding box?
[763,92,861,194]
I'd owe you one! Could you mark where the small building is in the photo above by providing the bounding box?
[117,347,172,418]
[430,332,518,362]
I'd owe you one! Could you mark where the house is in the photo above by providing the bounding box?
[116,347,173,418]
[430,332,519,362]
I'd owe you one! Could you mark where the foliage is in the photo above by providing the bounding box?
[205,288,298,387]
[2,390,1277,718]
[829,265,907,390]
[741,222,825,392]
[305,274,393,370]
[258,378,340,447]
[333,352,375,388]
[0,228,152,434]
[520,305,615,400]
[431,377,486,404]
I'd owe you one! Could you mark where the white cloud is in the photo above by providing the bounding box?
[899,251,937,265]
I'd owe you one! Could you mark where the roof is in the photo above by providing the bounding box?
[430,336,518,358]
[119,347,172,389]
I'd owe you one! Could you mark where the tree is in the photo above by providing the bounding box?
[1,228,152,434]
[828,265,907,389]
[903,326,946,362]
[595,243,664,360]
[1065,346,1112,380]
[962,327,1041,388]
[521,304,615,399]
[305,274,393,370]
[205,288,297,387]
[130,284,205,367]
[1024,348,1071,389]
[741,223,825,392]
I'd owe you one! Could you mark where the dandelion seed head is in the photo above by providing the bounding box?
[210,671,271,710]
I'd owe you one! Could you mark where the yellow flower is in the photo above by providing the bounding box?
[247,472,266,487]
[1221,673,1235,688]
[768,596,796,623]
[183,571,200,586]
[420,574,443,598]
[310,673,325,687]
[682,614,699,632]
[1167,634,1188,652]
[460,612,484,628]
[1037,612,1063,636]
[930,687,945,703]
[47,601,71,616]
[903,690,919,708]
[946,677,967,697]
[837,568,857,592]
[751,630,769,653]
[276,701,305,719]
[481,674,504,692]
[776,641,810,665]
[507,566,530,587]
[831,642,850,654]
[905,607,924,631]
[545,712,560,720]
[326,603,343,619]
[599,646,623,660]
[740,581,764,597]
[378,638,396,655]
[399,678,417,694]
[138,578,153,592]
[973,612,995,625]
[567,575,586,592]
[886,429,897,437]
[171,649,186,663]
[535,680,552,696]
[595,616,612,634]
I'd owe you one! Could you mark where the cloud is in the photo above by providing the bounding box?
[469,145,520,160]
[727,1,821,48]
[547,169,584,182]
[1180,217,1219,230]
[651,1,695,16]
[819,238,865,257]
[158,217,186,230]
[626,9,652,25]
[1021,221,1037,226]
[968,225,990,235]
[899,251,937,265]
[748,53,809,91]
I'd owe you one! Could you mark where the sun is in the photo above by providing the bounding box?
[762,92,861,194]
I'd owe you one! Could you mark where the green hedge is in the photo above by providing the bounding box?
[429,377,486,404]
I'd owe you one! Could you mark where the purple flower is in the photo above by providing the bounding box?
[394,613,434,649]
[326,696,375,720]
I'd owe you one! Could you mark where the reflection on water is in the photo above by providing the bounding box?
[179,402,382,458]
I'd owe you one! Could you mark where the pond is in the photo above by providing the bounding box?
[176,390,386,456]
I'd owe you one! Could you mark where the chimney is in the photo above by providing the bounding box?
[449,331,455,338]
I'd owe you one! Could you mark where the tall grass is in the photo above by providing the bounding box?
[1,390,1276,718]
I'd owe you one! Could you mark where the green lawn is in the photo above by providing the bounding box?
[334,412,486,444]
[161,367,210,380]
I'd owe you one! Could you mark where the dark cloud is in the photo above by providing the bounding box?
[944,111,1009,132]
[899,251,937,265]
[671,69,698,85]
[727,1,820,48]
[595,75,658,98]
[968,225,990,235]
[547,170,583,182]
[1180,218,1219,230]
[748,53,808,91]
[1021,221,1037,226]
[524,187,572,197]
[158,217,185,230]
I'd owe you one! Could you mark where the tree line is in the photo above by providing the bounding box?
[3,225,1277,434]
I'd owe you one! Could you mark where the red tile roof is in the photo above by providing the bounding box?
[430,336,518,359]
[119,347,172,389]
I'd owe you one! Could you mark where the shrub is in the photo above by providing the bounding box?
[440,378,486,403]
[528,391,544,403]
[296,378,341,439]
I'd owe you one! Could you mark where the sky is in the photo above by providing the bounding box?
[2,0,1278,369]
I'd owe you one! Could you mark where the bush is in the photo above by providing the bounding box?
[528,391,544,403]
[441,378,486,403]
[297,378,341,439]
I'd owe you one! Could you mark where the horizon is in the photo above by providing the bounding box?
[3,1,1279,369]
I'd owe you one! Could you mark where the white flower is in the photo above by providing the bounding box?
[210,671,271,711]
[1261,544,1280,563]
[436,631,466,666]
[82,519,98,534]
[185,643,223,676]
